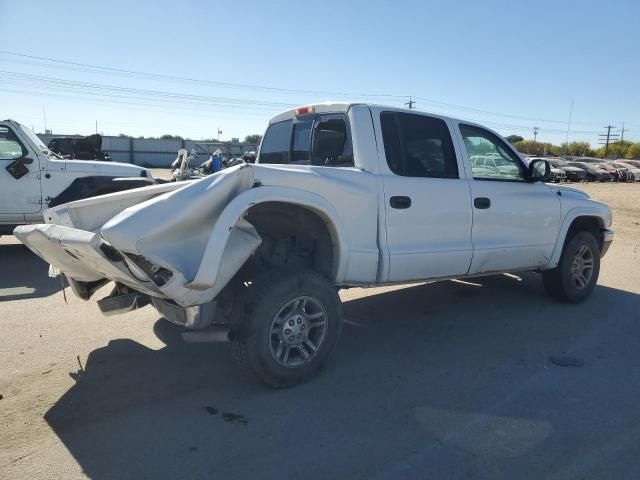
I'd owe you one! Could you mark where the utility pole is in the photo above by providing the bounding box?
[404,96,415,109]
[562,98,573,156]
[42,105,47,133]
[598,125,619,159]
[533,126,539,143]
[618,123,629,159]
[95,120,98,134]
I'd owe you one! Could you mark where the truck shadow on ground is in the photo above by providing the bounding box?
[0,244,59,301]
[44,274,640,479]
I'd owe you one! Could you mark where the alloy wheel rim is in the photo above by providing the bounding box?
[268,296,328,368]
[570,244,594,290]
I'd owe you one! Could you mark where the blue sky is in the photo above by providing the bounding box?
[0,0,638,146]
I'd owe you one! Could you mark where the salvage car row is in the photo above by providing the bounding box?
[526,156,640,183]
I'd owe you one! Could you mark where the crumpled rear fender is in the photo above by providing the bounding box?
[184,185,349,293]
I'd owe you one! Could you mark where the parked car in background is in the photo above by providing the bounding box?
[566,162,612,182]
[618,159,640,169]
[608,161,640,181]
[549,167,567,182]
[470,154,520,178]
[596,162,626,182]
[546,159,587,182]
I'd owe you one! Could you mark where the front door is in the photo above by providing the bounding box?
[0,125,42,216]
[456,123,561,274]
[376,110,474,282]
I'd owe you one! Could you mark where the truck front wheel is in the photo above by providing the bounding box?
[231,270,342,387]
[542,230,600,303]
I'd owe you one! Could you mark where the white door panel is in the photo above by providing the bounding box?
[371,108,474,282]
[0,125,42,215]
[468,181,561,273]
[451,122,562,274]
[384,177,473,280]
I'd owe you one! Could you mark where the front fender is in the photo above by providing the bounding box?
[544,206,611,269]
[185,185,349,292]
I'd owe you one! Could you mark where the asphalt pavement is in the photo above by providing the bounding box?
[1,183,639,479]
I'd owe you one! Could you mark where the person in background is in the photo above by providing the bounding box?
[211,149,223,172]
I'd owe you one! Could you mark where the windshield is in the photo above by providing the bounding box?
[18,123,49,153]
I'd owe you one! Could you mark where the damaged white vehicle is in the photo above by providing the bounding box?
[15,103,614,387]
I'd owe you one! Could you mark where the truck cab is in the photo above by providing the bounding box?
[0,119,154,235]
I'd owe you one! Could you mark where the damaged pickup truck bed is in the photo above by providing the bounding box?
[15,103,614,387]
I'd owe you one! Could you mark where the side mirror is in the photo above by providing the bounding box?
[528,159,552,182]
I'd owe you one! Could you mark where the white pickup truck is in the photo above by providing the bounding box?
[0,119,155,236]
[15,103,614,387]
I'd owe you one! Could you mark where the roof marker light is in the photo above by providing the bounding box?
[294,106,315,116]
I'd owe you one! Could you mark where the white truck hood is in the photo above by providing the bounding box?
[65,159,148,177]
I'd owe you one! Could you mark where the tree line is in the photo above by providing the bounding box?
[505,135,640,159]
[116,134,263,144]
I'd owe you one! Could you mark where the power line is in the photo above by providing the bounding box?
[0,50,630,128]
[0,50,407,99]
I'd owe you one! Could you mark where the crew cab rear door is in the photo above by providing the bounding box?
[0,124,42,216]
[372,108,474,282]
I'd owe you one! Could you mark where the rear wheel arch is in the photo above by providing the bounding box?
[244,201,340,280]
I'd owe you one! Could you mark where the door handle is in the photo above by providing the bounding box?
[390,196,411,209]
[474,197,491,209]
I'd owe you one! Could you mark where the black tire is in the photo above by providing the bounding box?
[231,269,342,388]
[542,230,600,303]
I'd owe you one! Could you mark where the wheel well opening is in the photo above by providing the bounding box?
[568,216,603,248]
[244,202,337,280]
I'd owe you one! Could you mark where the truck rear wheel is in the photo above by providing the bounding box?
[231,269,342,387]
[542,230,600,303]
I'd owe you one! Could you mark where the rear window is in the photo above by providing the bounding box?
[259,114,353,167]
[259,120,291,164]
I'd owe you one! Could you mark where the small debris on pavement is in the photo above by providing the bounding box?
[204,406,219,415]
[550,355,584,367]
[222,412,248,425]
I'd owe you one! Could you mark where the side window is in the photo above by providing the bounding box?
[311,114,353,166]
[259,120,292,164]
[459,124,526,181]
[0,126,27,160]
[380,112,458,178]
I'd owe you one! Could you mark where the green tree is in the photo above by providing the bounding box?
[160,134,183,140]
[625,143,640,159]
[607,140,632,159]
[506,135,524,144]
[563,141,593,157]
[513,140,547,155]
[244,134,262,144]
